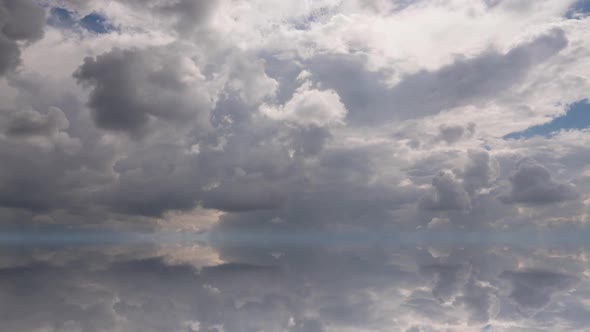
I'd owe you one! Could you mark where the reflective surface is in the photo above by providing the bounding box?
[2,238,590,331]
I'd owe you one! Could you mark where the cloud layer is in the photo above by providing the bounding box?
[1,0,590,331]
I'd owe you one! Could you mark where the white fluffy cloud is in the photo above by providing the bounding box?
[260,80,347,126]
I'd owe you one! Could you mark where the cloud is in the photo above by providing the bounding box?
[436,123,476,145]
[123,0,220,36]
[461,150,497,195]
[201,179,287,212]
[420,170,472,211]
[74,46,213,137]
[43,0,219,35]
[1,1,590,331]
[500,158,579,205]
[420,150,496,211]
[0,242,588,331]
[0,0,45,41]
[0,0,45,75]
[308,28,568,124]
[0,35,19,75]
[460,277,498,324]
[501,270,578,310]
[260,81,347,127]
[0,107,69,137]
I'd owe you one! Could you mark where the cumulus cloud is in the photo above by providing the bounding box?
[74,46,213,137]
[420,150,496,211]
[420,170,472,211]
[500,158,579,205]
[436,123,476,145]
[260,81,347,127]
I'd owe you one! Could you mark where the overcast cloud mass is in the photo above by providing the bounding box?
[2,0,590,331]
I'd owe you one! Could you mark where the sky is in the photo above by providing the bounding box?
[1,0,590,331]
[504,99,590,139]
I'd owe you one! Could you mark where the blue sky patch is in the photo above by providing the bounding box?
[48,7,114,34]
[481,325,493,332]
[80,13,113,34]
[47,7,77,28]
[566,0,590,19]
[504,99,590,140]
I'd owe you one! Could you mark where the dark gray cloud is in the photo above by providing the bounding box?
[460,277,498,324]
[0,34,20,75]
[0,108,86,212]
[420,170,472,211]
[461,150,496,195]
[501,270,578,310]
[419,150,496,212]
[436,123,476,145]
[0,0,45,41]
[0,0,45,75]
[0,71,121,217]
[0,107,69,137]
[90,88,321,217]
[201,179,288,212]
[308,28,567,124]
[74,46,213,137]
[96,145,204,216]
[420,264,470,303]
[500,158,578,205]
